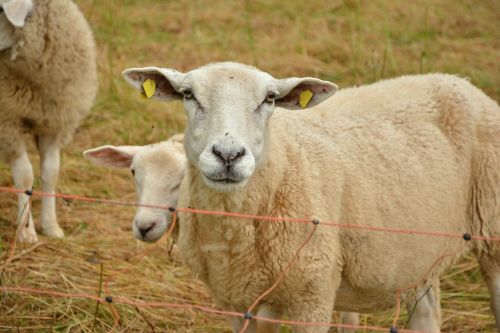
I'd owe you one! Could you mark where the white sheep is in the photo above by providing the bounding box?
[123,63,500,333]
[83,135,186,242]
[0,0,97,242]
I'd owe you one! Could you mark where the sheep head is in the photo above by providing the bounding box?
[83,136,186,242]
[123,62,337,193]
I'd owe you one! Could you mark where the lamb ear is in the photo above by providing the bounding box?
[3,0,33,28]
[275,77,338,110]
[122,67,185,101]
[83,145,143,168]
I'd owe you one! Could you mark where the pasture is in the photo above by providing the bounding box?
[0,0,499,331]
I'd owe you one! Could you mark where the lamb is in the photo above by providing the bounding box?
[0,0,97,242]
[122,62,500,332]
[83,135,186,242]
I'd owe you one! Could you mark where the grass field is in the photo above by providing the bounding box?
[1,0,499,331]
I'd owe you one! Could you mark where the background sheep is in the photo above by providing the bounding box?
[123,63,500,333]
[0,0,97,242]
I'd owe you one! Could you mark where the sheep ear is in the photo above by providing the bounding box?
[122,67,185,101]
[83,145,143,168]
[3,0,33,28]
[275,77,338,110]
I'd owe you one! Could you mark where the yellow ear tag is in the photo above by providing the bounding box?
[299,89,313,108]
[142,79,156,99]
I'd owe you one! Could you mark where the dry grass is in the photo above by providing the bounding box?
[1,0,499,331]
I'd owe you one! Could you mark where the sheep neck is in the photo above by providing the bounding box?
[183,123,302,294]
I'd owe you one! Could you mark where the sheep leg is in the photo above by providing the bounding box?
[405,282,441,332]
[228,305,281,333]
[479,253,500,330]
[287,295,335,333]
[37,134,64,238]
[338,312,359,333]
[230,315,256,333]
[256,304,282,333]
[11,150,37,243]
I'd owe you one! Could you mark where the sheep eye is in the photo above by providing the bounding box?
[265,92,276,103]
[183,89,193,99]
[0,7,3,14]
[131,169,135,176]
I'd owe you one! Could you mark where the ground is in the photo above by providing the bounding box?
[0,0,499,332]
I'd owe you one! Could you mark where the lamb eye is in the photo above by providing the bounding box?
[265,92,276,103]
[131,169,135,176]
[183,89,193,99]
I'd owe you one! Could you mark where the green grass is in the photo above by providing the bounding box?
[0,0,499,331]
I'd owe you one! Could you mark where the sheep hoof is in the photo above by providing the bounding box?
[43,225,65,239]
[18,228,39,243]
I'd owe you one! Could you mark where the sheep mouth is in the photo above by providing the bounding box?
[206,177,241,184]
[202,170,250,191]
[204,170,244,184]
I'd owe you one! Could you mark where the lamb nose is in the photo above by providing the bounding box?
[138,222,156,238]
[212,146,246,166]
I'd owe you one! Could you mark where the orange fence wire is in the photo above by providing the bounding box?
[0,186,496,332]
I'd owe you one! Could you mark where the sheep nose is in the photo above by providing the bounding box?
[212,145,245,167]
[136,221,156,238]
